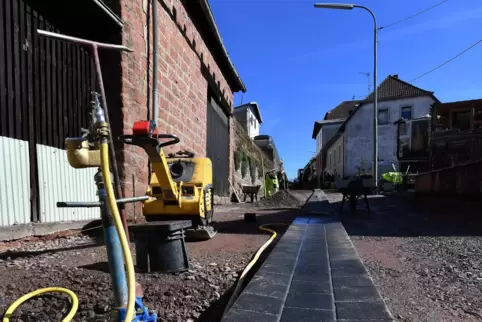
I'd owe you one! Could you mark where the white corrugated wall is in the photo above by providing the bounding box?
[37,144,100,223]
[0,137,31,226]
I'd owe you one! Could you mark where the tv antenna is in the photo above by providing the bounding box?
[359,72,371,95]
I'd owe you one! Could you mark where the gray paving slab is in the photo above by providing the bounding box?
[223,190,393,322]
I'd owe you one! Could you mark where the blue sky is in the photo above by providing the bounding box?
[210,0,482,179]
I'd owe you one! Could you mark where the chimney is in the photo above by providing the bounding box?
[393,74,399,78]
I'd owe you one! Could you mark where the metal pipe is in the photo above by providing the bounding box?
[57,201,102,208]
[36,30,132,52]
[152,0,160,125]
[94,170,128,311]
[56,196,149,208]
[37,30,133,240]
[91,44,131,241]
[91,0,124,28]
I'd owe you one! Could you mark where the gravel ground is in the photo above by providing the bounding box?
[331,192,482,322]
[0,204,299,322]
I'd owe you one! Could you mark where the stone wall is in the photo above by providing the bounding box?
[232,120,273,200]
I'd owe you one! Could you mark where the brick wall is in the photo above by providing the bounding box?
[119,0,236,216]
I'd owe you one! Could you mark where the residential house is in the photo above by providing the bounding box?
[312,100,361,183]
[0,0,245,238]
[325,133,344,179]
[233,102,263,139]
[323,75,439,179]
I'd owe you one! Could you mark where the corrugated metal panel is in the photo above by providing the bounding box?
[37,144,100,222]
[0,136,31,226]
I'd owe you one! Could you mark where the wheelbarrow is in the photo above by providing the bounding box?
[241,185,261,203]
[336,176,373,215]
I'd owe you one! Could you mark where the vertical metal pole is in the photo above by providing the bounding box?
[152,0,159,125]
[92,45,130,241]
[373,19,378,191]
[95,170,128,310]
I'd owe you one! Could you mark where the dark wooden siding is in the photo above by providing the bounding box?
[206,95,230,197]
[431,130,482,170]
[0,0,96,221]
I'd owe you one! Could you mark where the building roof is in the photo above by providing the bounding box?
[312,118,345,139]
[322,75,438,152]
[324,100,363,120]
[185,0,247,93]
[234,102,263,123]
[365,74,436,101]
[311,100,361,139]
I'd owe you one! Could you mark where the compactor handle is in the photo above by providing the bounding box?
[119,133,180,149]
[168,150,195,158]
[156,134,180,148]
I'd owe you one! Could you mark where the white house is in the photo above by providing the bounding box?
[313,119,344,155]
[325,75,440,178]
[312,100,361,181]
[233,102,263,139]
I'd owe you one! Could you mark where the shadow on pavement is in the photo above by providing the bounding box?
[332,193,482,238]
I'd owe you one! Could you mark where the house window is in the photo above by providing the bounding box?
[378,109,389,125]
[338,145,341,163]
[452,110,471,131]
[334,149,337,164]
[401,106,412,119]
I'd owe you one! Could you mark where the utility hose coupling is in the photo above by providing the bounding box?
[91,92,110,140]
[92,91,106,123]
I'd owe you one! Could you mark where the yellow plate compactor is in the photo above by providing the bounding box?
[120,120,216,240]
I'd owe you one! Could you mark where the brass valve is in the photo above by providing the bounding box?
[66,138,101,168]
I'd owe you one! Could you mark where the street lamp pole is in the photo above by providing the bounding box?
[313,3,378,189]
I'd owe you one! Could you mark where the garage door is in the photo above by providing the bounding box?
[206,96,230,196]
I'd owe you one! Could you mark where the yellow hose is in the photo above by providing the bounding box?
[223,223,289,316]
[3,287,78,322]
[3,143,136,322]
[100,142,136,321]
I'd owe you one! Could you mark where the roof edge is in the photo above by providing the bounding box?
[312,121,322,139]
[199,0,247,93]
[234,102,263,123]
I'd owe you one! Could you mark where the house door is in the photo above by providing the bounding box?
[206,95,230,197]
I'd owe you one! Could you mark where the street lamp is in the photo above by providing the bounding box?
[314,3,379,190]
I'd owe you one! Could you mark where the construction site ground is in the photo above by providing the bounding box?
[1,190,482,322]
[0,191,303,322]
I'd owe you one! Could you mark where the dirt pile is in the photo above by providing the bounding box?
[254,191,303,209]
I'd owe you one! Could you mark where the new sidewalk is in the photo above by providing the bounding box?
[223,190,393,322]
